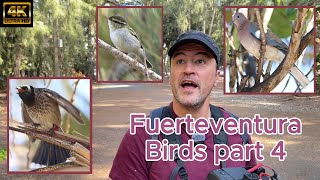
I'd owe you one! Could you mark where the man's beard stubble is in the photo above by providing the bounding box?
[172,85,212,111]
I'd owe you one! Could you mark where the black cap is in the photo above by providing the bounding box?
[168,30,220,67]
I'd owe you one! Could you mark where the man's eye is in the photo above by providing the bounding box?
[196,59,206,64]
[176,59,185,64]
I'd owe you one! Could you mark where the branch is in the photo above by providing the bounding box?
[239,76,250,92]
[228,49,238,93]
[30,162,82,172]
[9,120,90,167]
[226,28,239,93]
[264,61,273,79]
[297,28,314,57]
[249,8,309,92]
[98,38,162,81]
[255,9,266,84]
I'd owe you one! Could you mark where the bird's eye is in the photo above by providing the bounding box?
[237,15,239,18]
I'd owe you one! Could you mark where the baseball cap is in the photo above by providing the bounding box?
[168,30,220,67]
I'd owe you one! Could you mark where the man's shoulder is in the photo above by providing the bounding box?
[210,104,240,119]
[121,126,150,148]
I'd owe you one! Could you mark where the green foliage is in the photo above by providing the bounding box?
[62,115,90,139]
[0,147,6,161]
[269,8,294,38]
[0,0,103,90]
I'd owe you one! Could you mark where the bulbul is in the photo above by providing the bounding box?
[16,85,85,166]
[107,15,153,69]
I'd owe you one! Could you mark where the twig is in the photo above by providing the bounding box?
[141,50,150,80]
[105,0,119,6]
[30,162,81,172]
[264,61,273,79]
[98,38,161,81]
[228,49,238,93]
[9,120,90,167]
[239,76,250,92]
[70,151,90,167]
[255,9,266,84]
[65,79,80,134]
[282,76,291,93]
[9,120,89,149]
[297,28,314,57]
[72,142,90,161]
[294,65,314,92]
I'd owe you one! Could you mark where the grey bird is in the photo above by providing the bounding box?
[16,85,85,166]
[107,15,153,69]
[232,12,311,88]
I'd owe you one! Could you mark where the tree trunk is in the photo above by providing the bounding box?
[88,20,95,78]
[14,47,22,77]
[208,6,216,35]
[53,19,60,76]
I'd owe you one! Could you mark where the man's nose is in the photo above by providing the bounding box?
[183,61,195,75]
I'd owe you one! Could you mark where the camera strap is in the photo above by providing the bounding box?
[210,105,249,168]
[150,105,188,180]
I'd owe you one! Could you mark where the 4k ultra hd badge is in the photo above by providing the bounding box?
[1,0,33,27]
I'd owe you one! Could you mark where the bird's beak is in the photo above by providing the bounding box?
[231,17,235,24]
[16,87,23,94]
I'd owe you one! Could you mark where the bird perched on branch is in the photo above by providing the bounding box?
[16,85,85,166]
[107,15,153,69]
[232,12,311,88]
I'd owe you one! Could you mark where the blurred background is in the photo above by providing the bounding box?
[225,8,315,93]
[0,0,318,178]
[97,7,162,81]
[0,0,98,90]
[8,78,90,171]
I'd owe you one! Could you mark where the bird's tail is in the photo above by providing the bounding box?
[32,140,70,166]
[289,65,311,88]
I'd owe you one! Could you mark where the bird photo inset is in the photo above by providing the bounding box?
[97,7,162,82]
[225,8,314,93]
[8,79,90,172]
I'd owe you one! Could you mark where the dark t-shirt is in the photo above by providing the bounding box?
[109,106,257,180]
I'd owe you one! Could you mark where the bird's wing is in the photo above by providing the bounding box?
[128,26,152,68]
[265,28,288,54]
[128,26,143,49]
[248,22,288,54]
[21,103,36,142]
[42,88,85,125]
[21,102,34,124]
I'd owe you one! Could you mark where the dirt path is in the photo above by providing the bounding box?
[0,79,320,179]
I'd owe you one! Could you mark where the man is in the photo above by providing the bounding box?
[109,31,256,180]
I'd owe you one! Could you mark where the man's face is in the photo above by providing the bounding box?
[170,43,219,109]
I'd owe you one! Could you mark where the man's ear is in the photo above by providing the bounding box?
[213,70,220,87]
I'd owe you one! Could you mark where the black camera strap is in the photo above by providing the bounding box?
[210,105,229,168]
[150,106,188,180]
[210,105,249,168]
